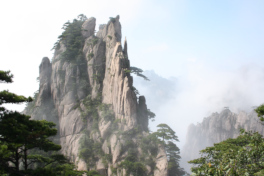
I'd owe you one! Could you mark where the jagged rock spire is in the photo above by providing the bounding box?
[81,17,96,39]
[123,37,128,57]
[25,16,168,176]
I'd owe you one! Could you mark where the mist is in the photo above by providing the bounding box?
[133,63,264,149]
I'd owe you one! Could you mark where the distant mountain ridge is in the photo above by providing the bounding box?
[181,109,264,172]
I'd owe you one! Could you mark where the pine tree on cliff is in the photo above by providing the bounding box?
[0,70,89,176]
[155,124,186,176]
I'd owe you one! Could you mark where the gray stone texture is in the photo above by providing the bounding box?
[24,16,168,176]
[181,109,264,173]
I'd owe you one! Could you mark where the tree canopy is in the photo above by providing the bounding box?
[155,123,179,142]
[189,130,264,175]
[0,70,13,83]
[0,70,89,176]
[154,123,186,176]
[129,66,149,81]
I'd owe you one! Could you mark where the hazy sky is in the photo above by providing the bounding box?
[1,0,264,148]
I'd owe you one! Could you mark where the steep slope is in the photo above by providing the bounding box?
[24,16,168,176]
[181,109,264,172]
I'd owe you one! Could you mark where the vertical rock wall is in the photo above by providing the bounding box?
[24,16,168,176]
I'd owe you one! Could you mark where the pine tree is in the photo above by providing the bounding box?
[0,70,88,176]
[155,124,186,176]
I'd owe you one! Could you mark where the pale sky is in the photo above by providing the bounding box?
[1,0,264,149]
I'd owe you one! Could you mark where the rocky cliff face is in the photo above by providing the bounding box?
[24,16,168,176]
[181,109,264,172]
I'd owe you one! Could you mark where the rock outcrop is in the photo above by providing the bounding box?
[24,16,168,176]
[181,109,264,172]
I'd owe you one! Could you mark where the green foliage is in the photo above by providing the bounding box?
[52,14,87,52]
[109,17,116,23]
[28,162,87,176]
[119,128,140,156]
[130,66,150,81]
[77,14,88,21]
[118,125,182,176]
[111,166,117,174]
[255,169,264,176]
[0,90,32,105]
[188,130,264,175]
[102,153,112,167]
[0,70,13,83]
[166,141,185,176]
[86,170,103,176]
[132,86,140,95]
[79,94,115,133]
[0,111,64,174]
[86,36,99,48]
[99,104,115,122]
[51,40,61,51]
[91,37,99,45]
[92,72,104,85]
[139,133,160,174]
[147,109,156,121]
[78,132,104,168]
[113,128,157,176]
[122,127,140,138]
[51,15,90,99]
[0,113,60,150]
[107,35,112,40]
[154,124,185,176]
[112,119,121,129]
[140,133,160,156]
[52,15,89,88]
[124,68,131,74]
[255,104,264,121]
[79,95,101,122]
[0,144,11,174]
[121,140,136,156]
[119,149,147,176]
[88,52,94,60]
[0,70,84,175]
[155,123,179,142]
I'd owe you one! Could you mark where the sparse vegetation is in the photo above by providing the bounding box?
[107,35,112,40]
[132,86,140,95]
[124,68,131,74]
[24,90,39,114]
[119,150,147,176]
[130,66,150,81]
[79,131,104,168]
[99,104,115,122]
[147,109,156,121]
[79,95,101,122]
[88,52,94,60]
[109,17,116,23]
